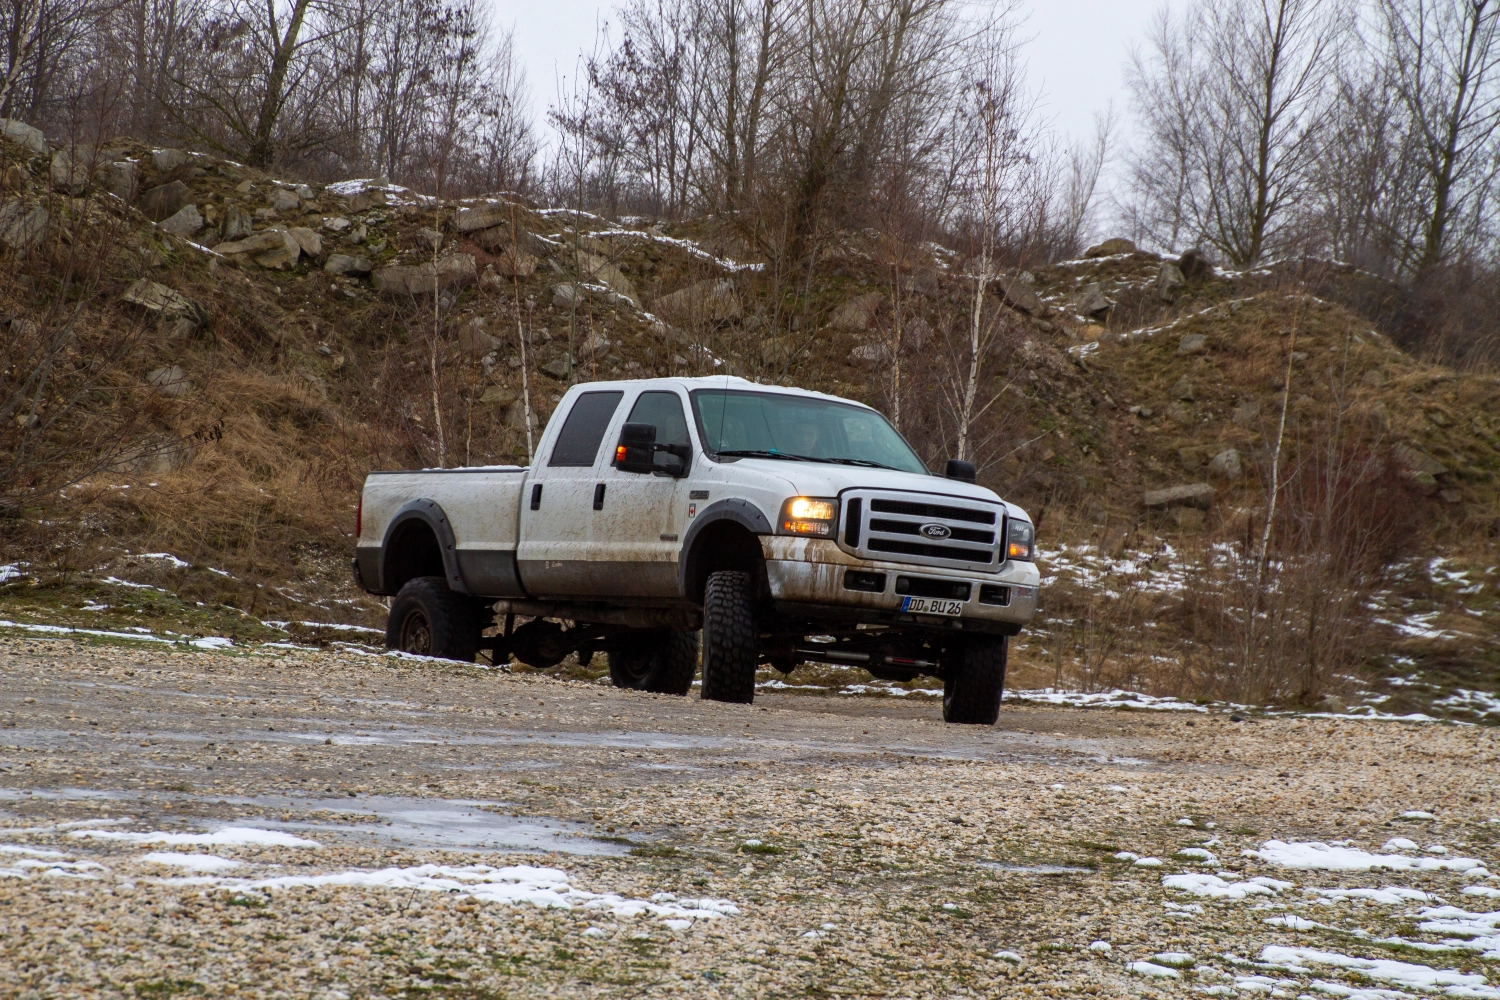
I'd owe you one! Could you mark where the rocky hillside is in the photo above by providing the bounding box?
[1,123,1497,717]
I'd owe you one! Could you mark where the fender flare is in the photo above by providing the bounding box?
[677,498,772,596]
[380,498,469,594]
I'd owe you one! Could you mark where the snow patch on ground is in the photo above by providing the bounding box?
[142,852,243,872]
[1006,688,1209,712]
[1247,840,1481,872]
[1259,945,1499,996]
[70,827,321,848]
[1163,873,1286,900]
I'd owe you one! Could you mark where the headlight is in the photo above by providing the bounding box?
[779,496,837,537]
[1006,519,1034,561]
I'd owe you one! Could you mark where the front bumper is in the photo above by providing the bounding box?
[761,537,1039,631]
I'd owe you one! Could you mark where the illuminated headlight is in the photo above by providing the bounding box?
[1006,519,1035,561]
[779,496,837,537]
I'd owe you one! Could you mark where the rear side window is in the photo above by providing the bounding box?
[548,391,623,467]
[625,391,692,471]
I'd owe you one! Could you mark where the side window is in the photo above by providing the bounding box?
[625,391,691,470]
[548,391,624,467]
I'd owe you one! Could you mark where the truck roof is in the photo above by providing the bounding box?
[561,375,878,411]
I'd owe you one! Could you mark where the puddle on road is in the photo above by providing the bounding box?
[0,789,631,856]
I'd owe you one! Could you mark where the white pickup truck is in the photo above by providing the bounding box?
[354,376,1039,724]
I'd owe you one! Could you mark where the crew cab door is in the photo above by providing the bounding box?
[590,388,697,596]
[516,389,623,597]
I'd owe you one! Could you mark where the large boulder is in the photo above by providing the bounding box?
[575,252,637,306]
[454,203,510,232]
[151,148,188,172]
[159,204,203,238]
[372,254,477,296]
[995,273,1042,315]
[99,160,138,201]
[0,118,47,155]
[267,187,300,213]
[221,205,253,242]
[121,279,207,331]
[653,279,742,326]
[493,247,537,277]
[216,229,302,270]
[1084,238,1137,258]
[1177,248,1212,283]
[138,181,190,222]
[51,146,93,194]
[323,253,372,276]
[828,291,884,332]
[1207,448,1242,480]
[457,319,502,355]
[1143,483,1214,510]
[1156,261,1185,302]
[287,226,322,258]
[1392,443,1448,477]
[147,365,193,398]
[0,198,49,248]
[1077,283,1112,317]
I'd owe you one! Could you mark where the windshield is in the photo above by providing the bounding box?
[691,389,928,475]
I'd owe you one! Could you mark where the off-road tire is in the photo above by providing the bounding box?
[941,635,1006,725]
[386,576,484,662]
[700,570,758,704]
[608,630,699,695]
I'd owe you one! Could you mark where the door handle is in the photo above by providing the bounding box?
[593,483,606,510]
[530,484,543,510]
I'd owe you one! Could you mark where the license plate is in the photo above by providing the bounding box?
[901,596,964,616]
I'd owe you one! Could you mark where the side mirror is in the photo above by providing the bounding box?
[945,459,976,482]
[614,423,659,474]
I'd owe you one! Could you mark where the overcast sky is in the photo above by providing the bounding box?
[505,0,1175,200]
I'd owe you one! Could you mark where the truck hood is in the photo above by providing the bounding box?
[718,459,1032,521]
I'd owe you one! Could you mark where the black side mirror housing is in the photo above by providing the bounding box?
[945,459,976,482]
[614,424,691,477]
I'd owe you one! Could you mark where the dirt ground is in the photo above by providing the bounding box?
[1,636,1497,999]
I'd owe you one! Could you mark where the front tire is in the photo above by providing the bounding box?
[699,570,758,704]
[386,576,484,662]
[608,630,699,695]
[942,635,1006,725]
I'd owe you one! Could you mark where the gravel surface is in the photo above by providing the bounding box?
[1,636,1498,999]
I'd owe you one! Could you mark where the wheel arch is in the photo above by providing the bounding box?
[678,499,772,602]
[379,499,469,595]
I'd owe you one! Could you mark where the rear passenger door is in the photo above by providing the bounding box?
[516,389,623,597]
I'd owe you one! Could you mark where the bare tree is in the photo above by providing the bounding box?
[1379,0,1500,273]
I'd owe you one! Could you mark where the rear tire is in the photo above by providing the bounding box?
[699,570,757,704]
[608,630,699,695]
[386,576,484,662]
[942,635,1006,725]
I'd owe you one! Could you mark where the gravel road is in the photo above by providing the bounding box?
[1,636,1498,999]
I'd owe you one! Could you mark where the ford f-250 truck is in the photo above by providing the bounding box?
[354,376,1039,724]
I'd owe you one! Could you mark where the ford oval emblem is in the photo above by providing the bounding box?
[920,523,951,539]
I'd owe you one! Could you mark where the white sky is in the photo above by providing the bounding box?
[503,0,1174,191]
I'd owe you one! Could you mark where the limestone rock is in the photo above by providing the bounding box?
[1231,400,1261,426]
[288,227,322,258]
[100,160,138,201]
[995,274,1042,315]
[323,253,372,276]
[372,254,476,296]
[151,149,188,172]
[0,118,47,155]
[139,181,190,222]
[540,357,572,380]
[1143,483,1214,510]
[494,248,537,277]
[1392,443,1448,477]
[1157,262,1185,302]
[1078,283,1112,317]
[416,227,443,253]
[1178,333,1207,355]
[112,434,193,474]
[552,283,584,308]
[848,342,888,364]
[217,229,301,269]
[0,198,49,248]
[829,291,885,332]
[324,217,350,232]
[654,279,742,326]
[457,319,501,355]
[1362,369,1388,387]
[1084,238,1137,258]
[121,279,207,327]
[578,331,611,360]
[454,204,511,232]
[1171,376,1195,401]
[575,252,637,305]
[159,204,203,237]
[901,317,935,351]
[902,269,940,297]
[295,185,314,200]
[480,386,519,407]
[1207,448,1242,480]
[267,187,300,213]
[147,365,193,397]
[221,205,253,242]
[51,147,93,194]
[1166,401,1194,424]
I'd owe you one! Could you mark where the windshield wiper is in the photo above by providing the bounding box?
[715,449,810,461]
[815,457,902,470]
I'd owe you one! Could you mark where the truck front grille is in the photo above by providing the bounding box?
[840,489,1004,570]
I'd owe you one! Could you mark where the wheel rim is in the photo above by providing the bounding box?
[399,607,432,654]
[614,648,652,684]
